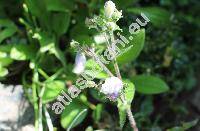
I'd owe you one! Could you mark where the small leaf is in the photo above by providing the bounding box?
[61,101,88,129]
[10,44,37,60]
[42,80,65,103]
[123,80,135,104]
[117,99,126,129]
[0,19,17,43]
[131,75,169,94]
[182,119,199,130]
[166,119,199,131]
[117,29,145,64]
[0,66,8,77]
[85,59,108,79]
[92,104,103,122]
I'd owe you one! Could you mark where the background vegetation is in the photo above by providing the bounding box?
[0,0,199,130]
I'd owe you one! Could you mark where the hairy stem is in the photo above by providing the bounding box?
[126,107,138,131]
[110,32,138,130]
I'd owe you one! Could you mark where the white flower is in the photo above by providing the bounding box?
[106,22,116,31]
[104,1,116,18]
[112,10,123,21]
[100,77,123,99]
[73,51,86,74]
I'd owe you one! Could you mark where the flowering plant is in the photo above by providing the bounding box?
[70,1,148,130]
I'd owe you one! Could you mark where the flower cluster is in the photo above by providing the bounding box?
[85,0,122,32]
[72,1,124,100]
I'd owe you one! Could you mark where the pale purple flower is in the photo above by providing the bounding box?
[100,77,123,100]
[73,51,86,74]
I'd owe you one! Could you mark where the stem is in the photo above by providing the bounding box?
[32,70,39,130]
[110,31,138,130]
[89,50,114,77]
[110,32,121,79]
[126,107,138,131]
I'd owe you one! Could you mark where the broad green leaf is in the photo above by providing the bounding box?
[92,104,103,122]
[115,0,138,8]
[45,0,74,12]
[0,19,17,43]
[51,12,71,36]
[132,75,169,94]
[42,80,65,103]
[10,44,37,60]
[117,29,145,64]
[127,7,171,27]
[61,101,88,129]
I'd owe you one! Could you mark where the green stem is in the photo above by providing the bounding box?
[32,69,39,130]
[110,31,138,130]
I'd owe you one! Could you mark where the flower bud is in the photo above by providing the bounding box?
[100,77,123,100]
[73,51,86,74]
[104,1,116,18]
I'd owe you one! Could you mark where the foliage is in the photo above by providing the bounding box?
[0,0,199,130]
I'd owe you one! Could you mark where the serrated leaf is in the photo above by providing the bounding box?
[132,75,169,94]
[61,101,88,129]
[117,29,145,64]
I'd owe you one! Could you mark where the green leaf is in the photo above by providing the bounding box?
[127,7,171,27]
[182,119,199,130]
[117,99,126,129]
[123,80,135,105]
[85,59,109,79]
[0,65,8,77]
[0,19,17,43]
[45,0,74,12]
[61,101,88,129]
[42,80,65,103]
[0,58,13,67]
[10,44,37,60]
[131,75,169,94]
[117,29,145,64]
[92,104,103,122]
[167,119,199,131]
[33,32,55,53]
[115,0,138,8]
[51,12,71,36]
